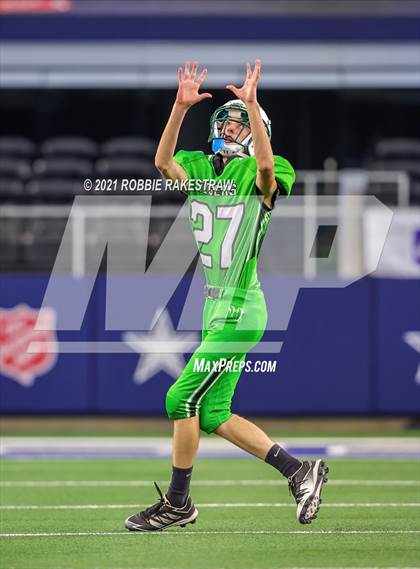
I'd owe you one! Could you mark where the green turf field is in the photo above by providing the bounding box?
[1,458,419,569]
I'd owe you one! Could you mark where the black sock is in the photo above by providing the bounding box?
[265,443,302,479]
[166,465,193,507]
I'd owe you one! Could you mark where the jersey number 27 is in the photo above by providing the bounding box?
[190,200,244,269]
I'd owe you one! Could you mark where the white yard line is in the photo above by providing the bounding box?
[1,530,419,538]
[1,503,419,510]
[1,479,419,487]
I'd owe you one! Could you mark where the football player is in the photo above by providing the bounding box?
[125,60,328,532]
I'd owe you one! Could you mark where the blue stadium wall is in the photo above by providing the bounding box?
[0,274,418,415]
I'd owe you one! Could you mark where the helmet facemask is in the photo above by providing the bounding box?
[208,104,252,157]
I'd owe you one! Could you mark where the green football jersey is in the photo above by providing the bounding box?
[173,150,295,291]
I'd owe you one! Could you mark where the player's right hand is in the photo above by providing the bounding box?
[175,62,212,109]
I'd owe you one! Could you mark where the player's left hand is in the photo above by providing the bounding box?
[226,59,261,104]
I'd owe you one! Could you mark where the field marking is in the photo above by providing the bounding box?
[1,503,419,510]
[1,530,419,538]
[1,479,419,488]
[0,563,415,569]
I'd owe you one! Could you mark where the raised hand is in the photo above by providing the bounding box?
[226,59,261,104]
[175,62,212,109]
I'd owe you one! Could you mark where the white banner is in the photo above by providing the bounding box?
[364,207,420,278]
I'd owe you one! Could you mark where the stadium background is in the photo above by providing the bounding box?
[0,2,419,568]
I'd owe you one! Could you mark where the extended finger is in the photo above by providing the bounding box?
[197,67,208,85]
[178,66,183,82]
[198,92,213,100]
[184,61,191,78]
[246,62,251,80]
[191,61,198,80]
[253,58,262,79]
[226,84,240,96]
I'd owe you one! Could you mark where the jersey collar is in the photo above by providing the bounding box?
[211,153,236,176]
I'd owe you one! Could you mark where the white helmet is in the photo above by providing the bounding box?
[208,99,271,157]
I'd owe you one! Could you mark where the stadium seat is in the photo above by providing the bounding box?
[100,137,156,159]
[40,136,98,159]
[26,179,88,200]
[0,157,32,179]
[0,136,36,159]
[0,178,25,201]
[374,138,420,160]
[0,158,32,201]
[95,157,156,179]
[32,157,93,179]
[27,157,93,201]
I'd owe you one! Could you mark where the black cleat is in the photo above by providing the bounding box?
[124,482,198,532]
[288,459,329,524]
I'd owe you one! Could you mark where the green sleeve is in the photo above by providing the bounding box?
[173,150,205,179]
[274,155,296,196]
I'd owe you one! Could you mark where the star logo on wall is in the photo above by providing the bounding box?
[403,331,420,384]
[122,307,199,384]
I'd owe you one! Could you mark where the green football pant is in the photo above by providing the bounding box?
[165,287,268,434]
